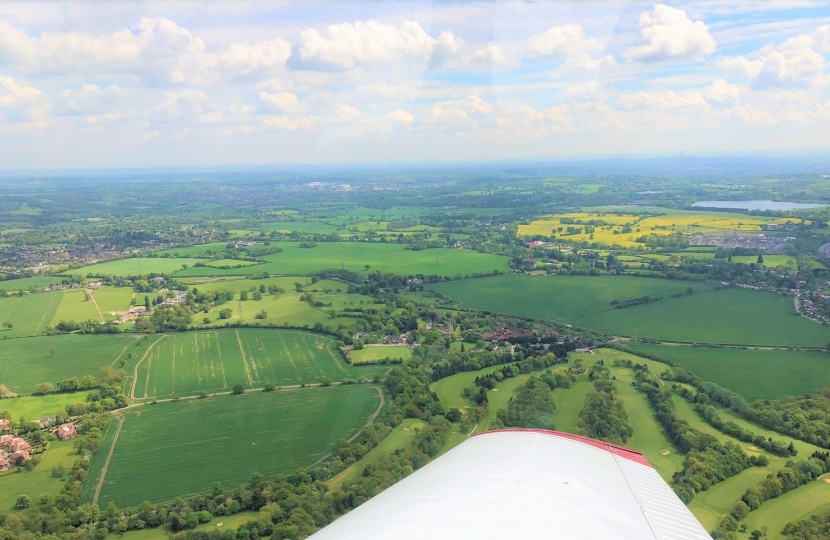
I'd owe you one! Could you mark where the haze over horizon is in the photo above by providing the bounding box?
[1,1,829,169]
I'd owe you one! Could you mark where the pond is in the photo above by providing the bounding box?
[693,200,827,211]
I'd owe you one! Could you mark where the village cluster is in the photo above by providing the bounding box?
[0,419,76,472]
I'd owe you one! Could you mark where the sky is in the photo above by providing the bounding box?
[0,1,829,169]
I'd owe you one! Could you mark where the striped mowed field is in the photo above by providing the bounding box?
[86,385,382,507]
[131,329,361,398]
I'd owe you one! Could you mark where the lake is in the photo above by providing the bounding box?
[693,200,827,211]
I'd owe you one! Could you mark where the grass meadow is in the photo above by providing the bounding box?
[739,480,830,539]
[65,257,204,277]
[0,334,142,394]
[52,289,104,324]
[429,275,829,346]
[130,329,368,398]
[87,386,382,507]
[175,243,509,278]
[347,346,412,364]
[0,276,68,291]
[0,390,94,420]
[624,343,830,401]
[0,440,77,512]
[0,290,63,337]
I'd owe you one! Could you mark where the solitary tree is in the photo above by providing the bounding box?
[232,384,245,395]
[15,494,31,509]
[757,254,764,264]
[145,296,150,310]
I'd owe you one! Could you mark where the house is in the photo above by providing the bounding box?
[153,276,165,283]
[384,335,406,345]
[0,418,9,432]
[55,423,78,441]
[38,416,56,428]
[0,434,13,447]
[8,438,32,454]
[0,458,10,472]
[9,451,29,464]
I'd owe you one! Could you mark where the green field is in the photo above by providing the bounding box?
[612,363,684,481]
[87,385,382,507]
[0,276,68,291]
[0,334,142,394]
[52,289,103,324]
[131,329,369,398]
[0,390,94,420]
[347,346,412,364]
[431,365,506,414]
[688,466,773,531]
[429,275,829,346]
[175,243,509,278]
[739,479,830,539]
[92,287,135,315]
[328,418,423,488]
[552,379,592,433]
[65,258,204,277]
[261,221,340,234]
[0,290,63,337]
[623,343,830,401]
[0,440,77,512]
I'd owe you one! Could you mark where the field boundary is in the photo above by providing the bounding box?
[130,335,167,400]
[311,385,386,467]
[92,413,125,505]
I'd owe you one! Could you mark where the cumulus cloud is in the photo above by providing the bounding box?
[617,90,708,110]
[525,24,599,58]
[704,79,740,106]
[386,109,414,125]
[460,44,514,70]
[0,17,291,85]
[261,115,317,130]
[259,91,300,112]
[56,84,127,116]
[624,4,716,62]
[148,89,206,123]
[719,26,828,89]
[0,76,48,123]
[294,20,460,70]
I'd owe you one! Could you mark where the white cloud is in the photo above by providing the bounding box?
[149,89,205,123]
[704,79,740,105]
[333,103,360,121]
[261,115,317,130]
[719,26,828,89]
[0,76,48,123]
[560,82,606,103]
[259,91,300,112]
[460,45,514,71]
[617,90,708,110]
[561,53,617,71]
[386,109,414,125]
[624,4,716,62]
[525,24,599,58]
[56,84,127,116]
[295,20,458,70]
[0,17,291,85]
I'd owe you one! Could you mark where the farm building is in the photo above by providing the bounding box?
[0,419,9,432]
[55,423,77,440]
[308,429,710,539]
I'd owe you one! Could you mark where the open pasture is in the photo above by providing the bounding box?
[0,334,142,394]
[89,385,382,507]
[0,275,67,291]
[92,286,135,315]
[261,221,340,234]
[52,289,104,323]
[131,329,366,398]
[0,440,77,512]
[430,275,829,346]
[66,257,203,277]
[0,390,94,420]
[197,294,357,331]
[174,242,509,278]
[347,345,412,364]
[518,210,801,247]
[0,290,63,337]
[623,343,830,401]
[739,480,830,539]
